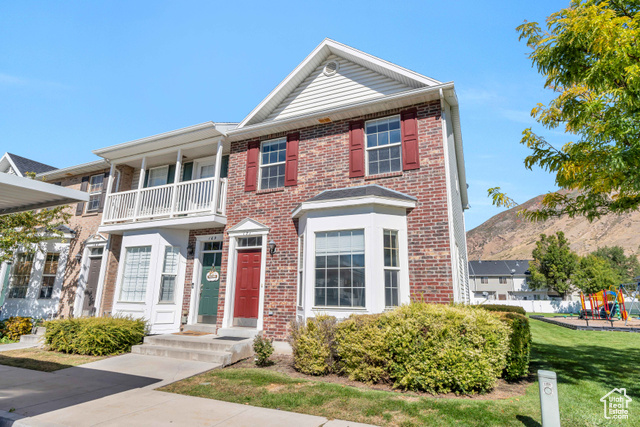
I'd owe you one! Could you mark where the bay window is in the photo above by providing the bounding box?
[383,230,399,307]
[39,253,59,299]
[159,246,179,303]
[314,229,365,308]
[8,253,34,299]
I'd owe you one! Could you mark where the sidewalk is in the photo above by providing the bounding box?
[0,353,375,427]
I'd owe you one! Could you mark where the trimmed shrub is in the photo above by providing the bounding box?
[290,315,337,375]
[335,314,388,383]
[478,305,526,315]
[499,313,532,381]
[44,316,146,356]
[383,303,510,394]
[1,317,33,340]
[253,334,274,367]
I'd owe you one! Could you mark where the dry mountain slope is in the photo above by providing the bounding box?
[467,194,640,261]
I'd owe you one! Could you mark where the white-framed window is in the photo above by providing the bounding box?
[297,235,304,307]
[481,276,489,284]
[147,166,169,187]
[314,229,365,308]
[119,246,151,302]
[499,276,508,285]
[86,174,104,212]
[383,230,400,307]
[259,137,286,190]
[365,115,402,175]
[159,246,179,303]
[39,253,60,299]
[8,253,34,299]
[238,236,262,248]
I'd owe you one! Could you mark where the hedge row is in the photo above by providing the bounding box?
[0,316,34,340]
[291,303,520,394]
[478,305,527,315]
[44,316,147,356]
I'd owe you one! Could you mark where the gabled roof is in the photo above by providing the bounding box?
[468,260,531,277]
[0,152,57,177]
[237,39,441,129]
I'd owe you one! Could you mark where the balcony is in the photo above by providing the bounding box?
[102,177,227,225]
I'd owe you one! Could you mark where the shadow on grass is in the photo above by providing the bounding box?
[0,354,74,372]
[516,415,542,427]
[530,341,640,395]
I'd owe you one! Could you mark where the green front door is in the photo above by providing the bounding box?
[198,252,221,324]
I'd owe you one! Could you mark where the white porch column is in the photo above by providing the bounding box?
[102,163,116,221]
[133,157,146,220]
[211,139,224,214]
[169,149,182,217]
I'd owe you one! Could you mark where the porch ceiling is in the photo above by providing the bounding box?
[0,173,89,215]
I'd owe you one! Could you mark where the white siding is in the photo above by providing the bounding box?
[444,102,470,303]
[265,54,412,122]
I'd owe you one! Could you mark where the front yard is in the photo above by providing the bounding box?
[162,319,640,426]
[0,348,108,372]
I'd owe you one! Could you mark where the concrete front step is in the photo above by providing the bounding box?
[131,344,232,365]
[19,334,44,345]
[217,327,260,339]
[134,333,254,366]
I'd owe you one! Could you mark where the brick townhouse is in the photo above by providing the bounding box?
[0,39,470,340]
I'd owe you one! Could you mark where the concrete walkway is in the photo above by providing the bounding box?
[0,353,375,427]
[0,342,37,352]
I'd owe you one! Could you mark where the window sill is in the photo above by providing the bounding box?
[256,187,285,195]
[83,212,99,217]
[364,171,403,181]
[116,301,146,304]
[311,306,367,312]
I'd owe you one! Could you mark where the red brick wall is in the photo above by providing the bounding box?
[214,100,452,339]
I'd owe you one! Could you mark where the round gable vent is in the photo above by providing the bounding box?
[323,61,339,77]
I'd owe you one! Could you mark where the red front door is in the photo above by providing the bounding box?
[234,249,261,319]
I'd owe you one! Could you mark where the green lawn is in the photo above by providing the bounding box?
[162,320,640,426]
[0,348,108,372]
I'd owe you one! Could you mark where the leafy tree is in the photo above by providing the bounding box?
[489,1,640,221]
[528,231,579,299]
[591,246,640,283]
[0,207,70,263]
[573,254,619,293]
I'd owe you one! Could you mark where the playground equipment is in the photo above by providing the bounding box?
[620,283,640,324]
[579,287,629,325]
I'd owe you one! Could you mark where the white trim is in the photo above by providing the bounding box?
[73,238,108,318]
[0,153,23,177]
[222,219,269,331]
[292,196,415,219]
[98,212,227,235]
[188,233,224,326]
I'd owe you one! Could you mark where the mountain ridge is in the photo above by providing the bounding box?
[466,193,640,261]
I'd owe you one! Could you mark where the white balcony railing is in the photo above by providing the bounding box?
[102,177,227,224]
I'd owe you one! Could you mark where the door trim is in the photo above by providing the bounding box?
[188,233,224,326]
[223,219,269,330]
[73,236,108,318]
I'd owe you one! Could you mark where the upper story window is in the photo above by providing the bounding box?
[86,174,104,212]
[259,138,286,190]
[366,116,402,175]
[481,276,489,284]
[8,253,34,299]
[147,166,169,187]
[499,276,508,284]
[39,253,60,299]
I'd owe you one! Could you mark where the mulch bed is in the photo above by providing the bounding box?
[227,354,533,400]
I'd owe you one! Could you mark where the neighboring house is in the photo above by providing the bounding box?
[0,152,57,177]
[468,259,568,302]
[3,39,471,340]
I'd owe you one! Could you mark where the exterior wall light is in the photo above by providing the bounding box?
[268,240,276,255]
[75,252,83,263]
[187,244,195,257]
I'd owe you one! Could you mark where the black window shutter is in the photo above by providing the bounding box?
[98,171,110,213]
[181,162,193,182]
[221,156,229,179]
[167,165,176,184]
[76,176,89,216]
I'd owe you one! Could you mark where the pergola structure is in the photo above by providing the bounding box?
[0,173,88,215]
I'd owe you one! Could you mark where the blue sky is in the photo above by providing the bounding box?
[0,1,572,230]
